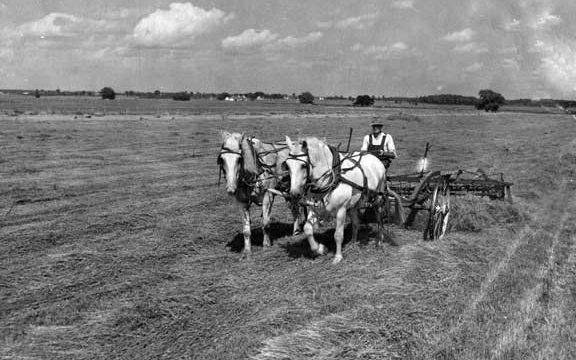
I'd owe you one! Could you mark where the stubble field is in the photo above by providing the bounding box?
[1,97,576,359]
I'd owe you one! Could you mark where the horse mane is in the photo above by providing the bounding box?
[302,137,331,167]
[241,136,260,177]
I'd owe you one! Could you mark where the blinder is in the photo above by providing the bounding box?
[217,146,242,171]
[286,151,311,183]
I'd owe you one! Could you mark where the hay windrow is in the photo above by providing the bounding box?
[2,109,576,359]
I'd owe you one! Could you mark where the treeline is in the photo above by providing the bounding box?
[3,88,575,110]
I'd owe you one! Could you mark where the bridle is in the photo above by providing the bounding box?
[217,145,242,186]
[286,150,338,195]
[217,139,287,188]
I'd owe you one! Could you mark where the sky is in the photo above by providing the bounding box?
[0,0,575,99]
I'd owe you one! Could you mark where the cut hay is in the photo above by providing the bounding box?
[448,195,529,232]
[401,195,529,234]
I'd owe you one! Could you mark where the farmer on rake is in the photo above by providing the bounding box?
[361,118,397,169]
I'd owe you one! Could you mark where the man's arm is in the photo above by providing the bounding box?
[360,135,370,152]
[384,135,397,158]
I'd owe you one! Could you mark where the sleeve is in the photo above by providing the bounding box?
[360,135,370,152]
[385,135,397,158]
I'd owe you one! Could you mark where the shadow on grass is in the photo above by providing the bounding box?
[280,224,386,259]
[226,222,294,253]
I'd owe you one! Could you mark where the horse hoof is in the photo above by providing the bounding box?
[317,244,326,256]
[240,251,253,261]
[263,241,271,248]
[332,255,343,264]
[293,229,302,236]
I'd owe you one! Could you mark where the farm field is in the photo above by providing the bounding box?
[1,102,576,359]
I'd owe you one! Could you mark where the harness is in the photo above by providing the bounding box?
[287,145,375,206]
[217,137,288,191]
[367,133,388,161]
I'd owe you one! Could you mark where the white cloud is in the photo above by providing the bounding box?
[442,28,474,42]
[464,62,483,72]
[17,12,114,38]
[392,0,415,9]
[222,29,279,51]
[335,13,379,30]
[222,30,322,54]
[351,42,410,59]
[132,3,231,47]
[392,42,408,51]
[504,18,521,31]
[277,32,323,48]
[452,42,488,54]
[533,37,576,95]
[533,11,561,29]
[502,58,520,70]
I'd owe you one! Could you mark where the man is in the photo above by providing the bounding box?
[361,120,397,169]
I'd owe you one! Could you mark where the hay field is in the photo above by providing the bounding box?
[1,101,576,359]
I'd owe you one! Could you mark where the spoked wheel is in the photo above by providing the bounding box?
[423,178,450,241]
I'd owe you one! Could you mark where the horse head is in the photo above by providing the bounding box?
[218,131,243,194]
[285,136,309,196]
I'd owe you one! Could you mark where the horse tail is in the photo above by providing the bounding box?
[240,137,260,177]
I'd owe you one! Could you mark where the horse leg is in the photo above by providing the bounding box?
[289,198,303,236]
[241,206,252,260]
[304,210,324,256]
[349,208,360,244]
[333,207,347,264]
[262,192,274,248]
[375,193,386,248]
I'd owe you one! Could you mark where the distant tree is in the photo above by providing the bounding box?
[216,92,230,101]
[172,92,191,101]
[35,89,40,98]
[476,89,505,112]
[100,87,116,100]
[298,91,314,104]
[353,95,374,107]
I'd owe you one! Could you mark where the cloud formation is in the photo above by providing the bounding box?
[222,29,323,53]
[392,0,415,9]
[351,42,410,60]
[222,29,278,51]
[333,13,379,30]
[452,42,488,54]
[442,28,474,42]
[533,37,576,95]
[16,12,116,38]
[132,3,232,47]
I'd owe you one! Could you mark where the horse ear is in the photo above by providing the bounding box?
[286,136,294,151]
[221,131,230,142]
[302,140,308,151]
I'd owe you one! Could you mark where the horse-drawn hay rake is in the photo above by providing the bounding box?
[386,168,514,240]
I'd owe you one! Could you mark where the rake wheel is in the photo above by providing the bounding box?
[423,179,450,241]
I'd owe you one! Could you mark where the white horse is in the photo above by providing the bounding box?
[285,136,387,264]
[218,131,305,259]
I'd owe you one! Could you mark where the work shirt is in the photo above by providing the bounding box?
[361,133,397,158]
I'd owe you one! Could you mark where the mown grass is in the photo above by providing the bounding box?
[1,103,576,359]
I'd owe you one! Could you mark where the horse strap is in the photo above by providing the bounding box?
[338,156,368,195]
[329,145,342,176]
